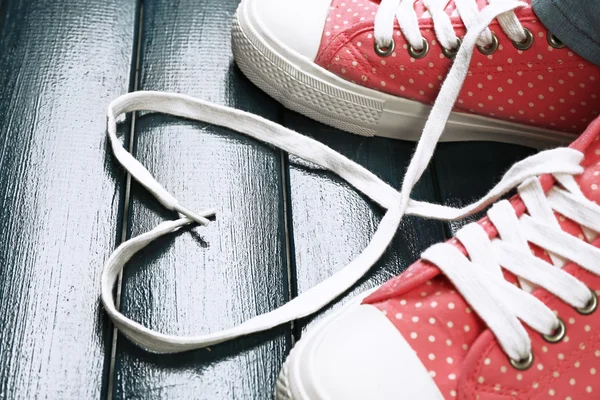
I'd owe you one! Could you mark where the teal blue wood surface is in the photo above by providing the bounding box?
[0,0,137,398]
[432,142,536,235]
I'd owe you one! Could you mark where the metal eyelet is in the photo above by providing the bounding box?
[543,318,566,343]
[512,27,534,50]
[477,33,499,55]
[576,289,598,315]
[547,31,566,49]
[374,39,395,57]
[442,38,462,59]
[408,38,429,59]
[510,352,534,371]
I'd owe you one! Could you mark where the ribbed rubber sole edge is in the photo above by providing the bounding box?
[231,5,383,137]
[275,355,294,400]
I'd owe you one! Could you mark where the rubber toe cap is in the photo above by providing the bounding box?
[286,305,445,399]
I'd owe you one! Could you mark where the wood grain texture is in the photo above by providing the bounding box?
[112,1,290,399]
[432,142,536,235]
[283,111,447,332]
[0,0,137,398]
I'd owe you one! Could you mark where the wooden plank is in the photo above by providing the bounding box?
[112,1,290,399]
[283,111,447,331]
[432,142,536,235]
[0,0,137,398]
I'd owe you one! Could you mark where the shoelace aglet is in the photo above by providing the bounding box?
[172,203,216,226]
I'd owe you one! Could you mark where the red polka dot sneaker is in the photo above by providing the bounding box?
[276,116,600,400]
[232,0,600,147]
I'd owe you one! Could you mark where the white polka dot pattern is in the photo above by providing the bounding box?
[315,0,600,133]
[376,277,486,397]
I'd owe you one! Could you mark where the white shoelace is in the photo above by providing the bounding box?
[101,0,594,361]
[374,0,527,51]
[423,177,600,362]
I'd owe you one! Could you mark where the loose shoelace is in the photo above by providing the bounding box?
[101,0,591,361]
[374,0,527,53]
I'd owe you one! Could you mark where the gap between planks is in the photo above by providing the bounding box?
[105,1,144,399]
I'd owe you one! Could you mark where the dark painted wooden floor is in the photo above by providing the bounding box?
[0,0,536,398]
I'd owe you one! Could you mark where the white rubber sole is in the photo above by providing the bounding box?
[231,0,575,149]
